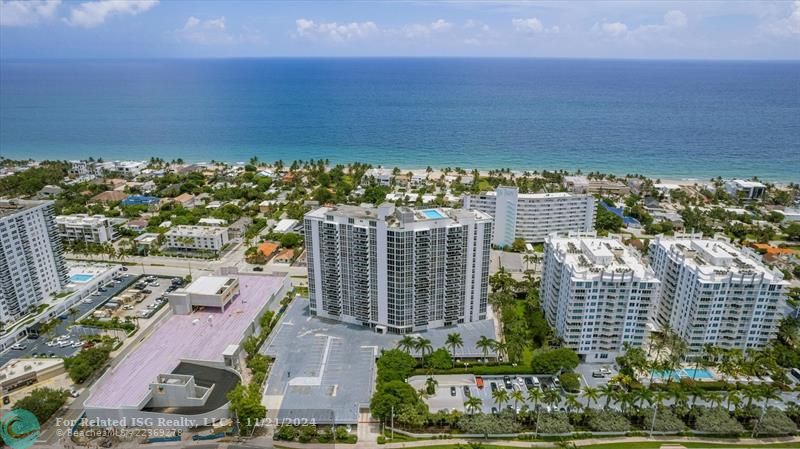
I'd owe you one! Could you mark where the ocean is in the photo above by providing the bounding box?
[0,58,798,181]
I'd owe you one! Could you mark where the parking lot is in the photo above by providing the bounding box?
[0,273,138,364]
[102,275,176,321]
[575,362,617,388]
[412,373,572,414]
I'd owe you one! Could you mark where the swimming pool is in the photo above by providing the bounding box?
[683,368,715,380]
[650,368,716,381]
[422,209,445,219]
[70,274,94,283]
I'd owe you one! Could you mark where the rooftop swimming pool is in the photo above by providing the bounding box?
[70,273,94,283]
[422,209,445,219]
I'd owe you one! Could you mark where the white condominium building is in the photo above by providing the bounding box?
[164,225,229,253]
[649,234,787,354]
[304,204,492,333]
[463,187,595,247]
[0,200,68,322]
[56,214,116,245]
[541,232,660,361]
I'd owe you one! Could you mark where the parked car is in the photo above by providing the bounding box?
[553,378,561,389]
[503,375,512,389]
[490,382,497,392]
[69,389,80,398]
[524,377,534,388]
[10,344,25,350]
[491,407,498,414]
[592,370,605,378]
[253,266,264,272]
[450,386,457,396]
[120,266,128,271]
[463,386,470,397]
[532,376,540,387]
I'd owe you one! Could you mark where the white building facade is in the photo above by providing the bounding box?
[56,214,116,245]
[724,179,766,201]
[304,204,492,333]
[541,232,660,361]
[463,187,596,247]
[649,234,787,355]
[0,200,69,322]
[164,225,229,254]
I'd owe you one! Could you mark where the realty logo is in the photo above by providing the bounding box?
[0,409,40,449]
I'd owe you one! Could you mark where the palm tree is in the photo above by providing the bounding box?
[510,390,525,412]
[743,384,761,408]
[492,388,510,409]
[445,332,464,365]
[582,386,600,408]
[476,336,495,364]
[600,383,616,409]
[464,396,483,415]
[705,391,724,409]
[397,335,416,353]
[527,388,543,411]
[493,340,508,362]
[565,394,582,414]
[544,388,561,412]
[424,376,438,395]
[726,389,742,412]
[415,337,433,363]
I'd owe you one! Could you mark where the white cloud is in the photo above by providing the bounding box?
[598,21,628,37]
[512,17,543,33]
[64,0,158,28]
[295,18,379,42]
[764,0,800,37]
[174,16,250,45]
[464,19,489,32]
[594,9,687,39]
[664,10,688,28]
[401,19,453,38]
[512,17,559,34]
[0,0,60,27]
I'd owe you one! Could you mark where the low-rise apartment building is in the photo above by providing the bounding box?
[55,214,116,244]
[164,225,229,254]
[649,234,787,354]
[463,187,596,246]
[541,232,660,361]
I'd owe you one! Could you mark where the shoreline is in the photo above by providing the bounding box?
[4,156,796,185]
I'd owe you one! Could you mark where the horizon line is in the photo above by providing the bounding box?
[2,55,800,63]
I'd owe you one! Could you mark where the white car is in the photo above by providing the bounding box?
[59,341,71,348]
[71,342,82,348]
[10,344,25,350]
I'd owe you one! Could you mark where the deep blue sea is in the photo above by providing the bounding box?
[1,58,798,181]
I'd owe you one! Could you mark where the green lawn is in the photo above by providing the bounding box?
[369,442,800,449]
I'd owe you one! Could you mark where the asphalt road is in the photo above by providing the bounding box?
[0,274,138,365]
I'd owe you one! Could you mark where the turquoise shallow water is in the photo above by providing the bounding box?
[1,58,798,181]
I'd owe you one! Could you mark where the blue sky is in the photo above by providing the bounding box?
[1,0,799,59]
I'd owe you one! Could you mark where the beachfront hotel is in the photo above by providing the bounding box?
[0,200,69,322]
[649,234,787,355]
[304,204,492,333]
[541,232,660,361]
[463,187,595,247]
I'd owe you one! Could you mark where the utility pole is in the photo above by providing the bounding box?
[390,405,394,440]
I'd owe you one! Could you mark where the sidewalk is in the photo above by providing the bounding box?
[271,435,800,449]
